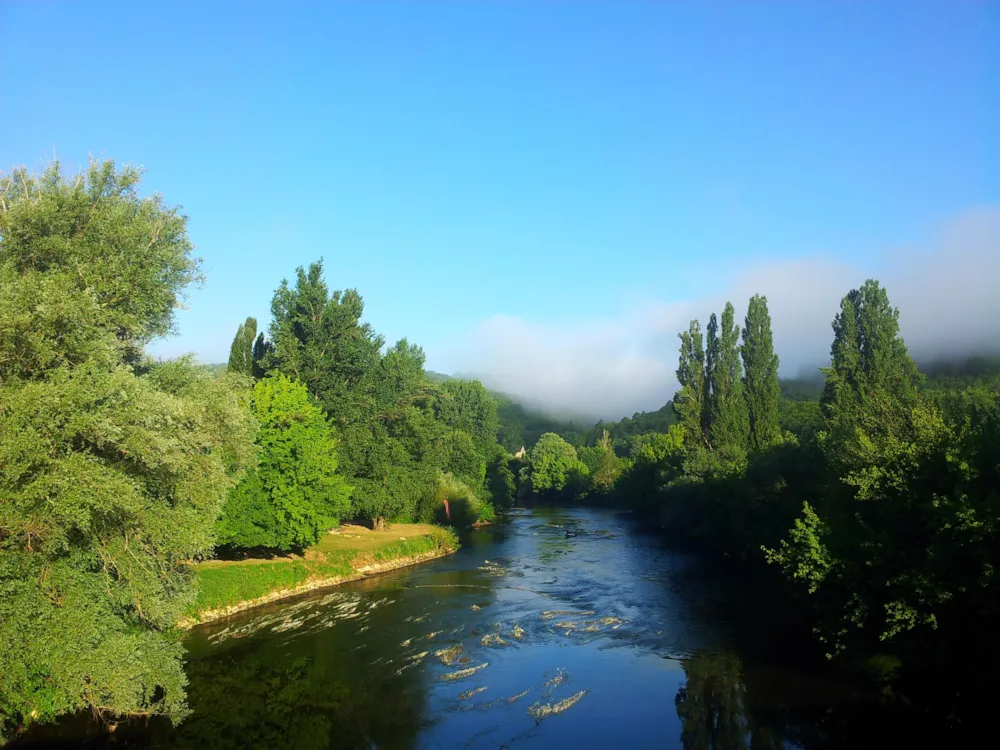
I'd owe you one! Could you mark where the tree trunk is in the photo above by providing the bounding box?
[373,516,385,532]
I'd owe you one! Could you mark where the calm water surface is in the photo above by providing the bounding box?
[25,507,927,749]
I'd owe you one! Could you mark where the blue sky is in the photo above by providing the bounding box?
[3,2,997,417]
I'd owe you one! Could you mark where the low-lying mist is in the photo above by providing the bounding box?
[447,205,1000,422]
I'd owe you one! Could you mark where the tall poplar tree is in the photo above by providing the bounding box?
[703,312,719,442]
[227,316,257,376]
[707,302,749,468]
[741,295,782,451]
[821,279,922,427]
[773,280,937,650]
[674,320,707,451]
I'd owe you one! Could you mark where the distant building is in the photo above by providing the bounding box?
[514,446,526,459]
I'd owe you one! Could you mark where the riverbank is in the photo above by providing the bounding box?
[178,524,459,628]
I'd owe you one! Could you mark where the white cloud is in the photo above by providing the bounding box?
[445,205,1000,421]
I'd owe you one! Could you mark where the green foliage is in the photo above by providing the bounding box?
[613,426,685,516]
[706,302,750,470]
[771,280,1000,654]
[778,397,824,439]
[227,316,257,376]
[426,472,488,529]
[265,262,444,528]
[0,160,255,740]
[435,379,500,467]
[434,429,485,489]
[589,430,622,492]
[485,448,517,510]
[216,375,352,552]
[742,295,782,452]
[821,279,922,429]
[520,433,590,497]
[674,320,708,469]
[597,275,1000,698]
[250,332,272,380]
[0,161,200,377]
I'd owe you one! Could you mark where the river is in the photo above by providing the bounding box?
[22,506,947,748]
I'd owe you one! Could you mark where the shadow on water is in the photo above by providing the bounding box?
[11,506,974,749]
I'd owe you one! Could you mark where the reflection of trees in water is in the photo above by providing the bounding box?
[158,649,423,750]
[674,650,963,750]
[675,653,784,750]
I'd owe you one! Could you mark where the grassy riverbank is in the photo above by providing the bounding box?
[182,524,459,626]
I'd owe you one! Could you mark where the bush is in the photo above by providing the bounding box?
[428,472,492,528]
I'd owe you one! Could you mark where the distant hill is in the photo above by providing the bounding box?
[589,403,677,444]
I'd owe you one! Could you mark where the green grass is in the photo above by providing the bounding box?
[186,526,458,618]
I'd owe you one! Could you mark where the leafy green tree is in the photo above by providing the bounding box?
[435,379,500,471]
[770,280,940,650]
[520,433,589,497]
[0,160,255,740]
[485,447,517,510]
[216,375,352,552]
[821,279,923,427]
[434,429,485,490]
[704,311,719,437]
[615,427,686,518]
[741,295,782,451]
[0,160,201,375]
[674,320,708,458]
[251,332,273,379]
[266,264,439,530]
[267,261,382,416]
[707,302,749,470]
[590,430,622,492]
[227,316,257,376]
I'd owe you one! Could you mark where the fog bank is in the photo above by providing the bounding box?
[447,205,1000,421]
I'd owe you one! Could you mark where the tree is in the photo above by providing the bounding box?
[706,302,749,470]
[216,375,352,552]
[770,280,939,651]
[742,295,782,451]
[227,317,257,376]
[267,261,382,416]
[434,379,500,472]
[590,430,622,492]
[266,263,441,530]
[0,160,255,740]
[434,429,485,490]
[674,320,707,456]
[485,447,517,510]
[704,311,718,439]
[821,279,922,427]
[251,332,273,380]
[520,433,589,496]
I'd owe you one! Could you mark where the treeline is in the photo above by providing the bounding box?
[515,284,1000,719]
[218,260,515,548]
[0,161,511,742]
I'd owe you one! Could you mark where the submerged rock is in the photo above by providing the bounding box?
[440,662,489,680]
[528,690,588,721]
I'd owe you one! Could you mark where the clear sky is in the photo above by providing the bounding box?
[3,2,997,418]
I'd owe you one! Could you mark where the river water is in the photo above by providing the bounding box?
[22,506,944,748]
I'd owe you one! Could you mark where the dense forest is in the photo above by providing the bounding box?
[512,287,1000,726]
[0,162,513,742]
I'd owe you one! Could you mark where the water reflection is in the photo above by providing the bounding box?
[163,648,424,750]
